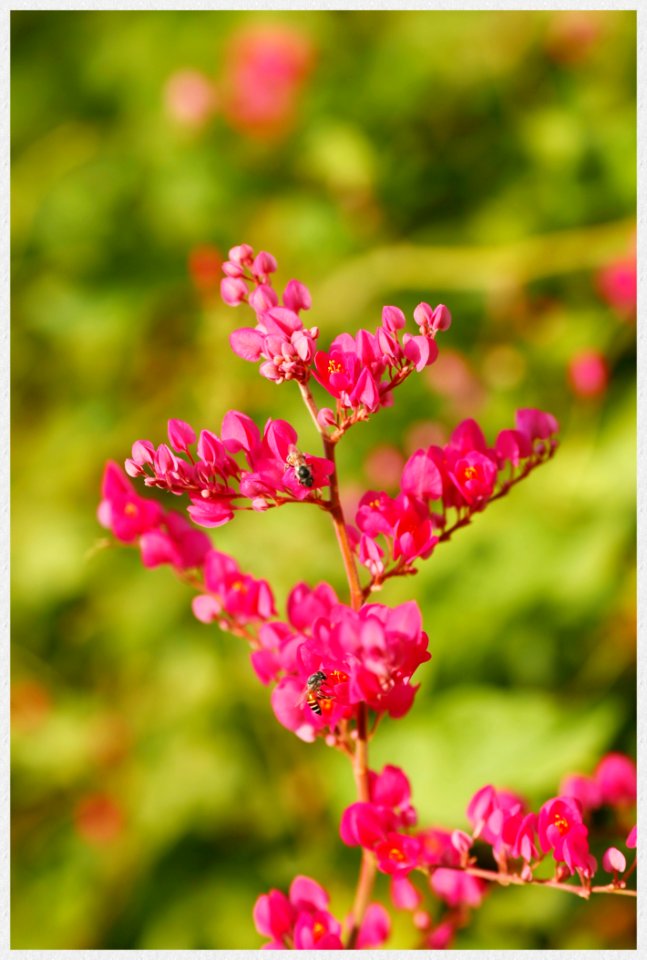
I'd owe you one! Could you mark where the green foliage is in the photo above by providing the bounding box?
[11,9,635,949]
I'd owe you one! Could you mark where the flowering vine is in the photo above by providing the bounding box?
[98,244,636,948]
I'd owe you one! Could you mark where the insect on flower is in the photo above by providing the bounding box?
[286,445,315,488]
[296,670,333,715]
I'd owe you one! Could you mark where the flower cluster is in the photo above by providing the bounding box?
[352,409,559,588]
[98,461,212,570]
[338,755,636,949]
[559,751,637,811]
[95,241,632,951]
[253,875,389,949]
[221,244,319,384]
[99,461,276,631]
[254,584,430,741]
[123,414,333,526]
[220,245,451,431]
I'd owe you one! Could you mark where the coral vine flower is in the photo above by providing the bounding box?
[125,414,333,526]
[253,875,343,949]
[538,796,593,876]
[253,874,389,950]
[192,549,276,626]
[98,461,164,543]
[594,752,637,807]
[430,869,487,908]
[353,409,558,582]
[220,244,319,384]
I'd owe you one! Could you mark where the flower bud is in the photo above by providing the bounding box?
[602,847,626,873]
[228,243,254,265]
[283,279,312,312]
[221,277,248,306]
[222,260,245,278]
[252,251,278,279]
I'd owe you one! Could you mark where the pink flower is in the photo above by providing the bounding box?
[354,902,390,948]
[164,69,218,127]
[501,811,539,863]
[369,765,417,827]
[515,408,559,443]
[596,254,637,315]
[568,351,608,398]
[495,428,532,467]
[558,773,601,812]
[98,462,163,542]
[221,25,314,139]
[192,549,275,626]
[538,796,593,876]
[417,828,460,868]
[374,832,422,875]
[466,785,525,846]
[400,448,444,501]
[594,753,637,807]
[340,797,421,877]
[390,874,422,910]
[253,875,343,949]
[125,413,333,526]
[602,847,626,874]
[427,919,455,949]
[313,347,380,412]
[626,825,636,849]
[139,511,211,571]
[340,801,395,849]
[299,600,430,719]
[430,868,486,908]
[286,581,339,631]
[413,301,452,334]
[449,449,498,505]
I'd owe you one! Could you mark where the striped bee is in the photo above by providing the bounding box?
[297,670,333,716]
[286,446,315,488]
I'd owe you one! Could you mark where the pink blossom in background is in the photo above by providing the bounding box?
[559,773,601,813]
[568,351,609,398]
[221,25,314,138]
[353,902,391,949]
[594,752,637,807]
[626,825,637,849]
[164,69,218,127]
[364,444,405,491]
[596,254,637,316]
[426,919,455,949]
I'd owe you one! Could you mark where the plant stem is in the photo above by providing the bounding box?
[346,702,376,948]
[298,381,364,610]
[298,379,376,947]
[426,864,637,900]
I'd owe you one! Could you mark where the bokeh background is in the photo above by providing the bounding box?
[11,9,636,950]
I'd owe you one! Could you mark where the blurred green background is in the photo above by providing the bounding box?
[11,9,636,950]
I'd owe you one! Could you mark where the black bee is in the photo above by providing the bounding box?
[297,670,332,715]
[286,446,314,488]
